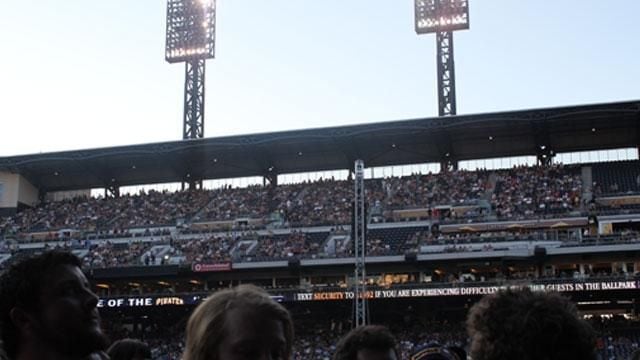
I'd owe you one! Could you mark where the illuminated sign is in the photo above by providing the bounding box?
[97,281,638,307]
[97,297,154,308]
[98,293,282,308]
[155,297,185,306]
[293,281,639,301]
[192,262,232,272]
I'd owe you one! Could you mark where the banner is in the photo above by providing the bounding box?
[192,262,232,272]
[293,280,639,301]
[98,293,282,308]
[97,280,639,307]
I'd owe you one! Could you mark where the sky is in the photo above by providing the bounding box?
[0,0,639,157]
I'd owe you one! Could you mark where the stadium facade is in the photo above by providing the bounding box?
[1,99,640,358]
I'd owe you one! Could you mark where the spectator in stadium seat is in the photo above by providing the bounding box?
[466,289,597,360]
[182,284,293,360]
[107,339,151,360]
[0,251,109,360]
[333,325,398,360]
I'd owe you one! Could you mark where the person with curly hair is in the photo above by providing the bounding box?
[333,325,398,360]
[466,288,597,360]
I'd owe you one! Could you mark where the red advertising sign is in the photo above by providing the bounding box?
[192,262,232,272]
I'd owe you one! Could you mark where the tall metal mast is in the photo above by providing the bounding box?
[353,159,367,327]
[415,0,469,116]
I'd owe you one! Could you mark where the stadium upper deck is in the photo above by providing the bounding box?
[0,100,639,286]
[0,99,638,193]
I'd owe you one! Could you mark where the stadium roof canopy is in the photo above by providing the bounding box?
[1,100,638,192]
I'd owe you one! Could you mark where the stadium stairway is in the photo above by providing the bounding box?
[322,233,350,257]
[483,172,498,201]
[481,172,501,221]
[582,165,594,206]
[231,239,258,258]
[185,193,219,223]
[0,253,11,267]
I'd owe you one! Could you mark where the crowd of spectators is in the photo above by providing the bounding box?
[83,240,155,268]
[197,185,270,221]
[252,231,320,260]
[99,306,640,360]
[382,170,490,210]
[274,179,355,227]
[0,189,212,235]
[492,165,583,220]
[1,226,638,270]
[171,235,233,264]
[0,164,595,240]
[100,309,470,360]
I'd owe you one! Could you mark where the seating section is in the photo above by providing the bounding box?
[382,170,489,209]
[367,226,429,255]
[2,163,640,269]
[592,160,640,195]
[247,231,329,261]
[492,165,583,220]
[0,165,593,239]
[83,241,154,268]
[0,190,212,234]
[172,235,233,264]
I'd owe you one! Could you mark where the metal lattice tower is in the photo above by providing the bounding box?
[166,0,216,189]
[183,58,206,139]
[436,31,456,116]
[353,159,367,327]
[165,0,216,140]
[415,0,469,117]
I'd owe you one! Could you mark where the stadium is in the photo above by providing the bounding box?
[1,1,640,360]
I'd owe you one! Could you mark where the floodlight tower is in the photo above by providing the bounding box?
[415,0,469,116]
[165,0,216,140]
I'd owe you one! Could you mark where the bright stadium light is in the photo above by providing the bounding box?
[415,0,469,34]
[414,0,469,120]
[165,0,217,186]
[165,0,216,64]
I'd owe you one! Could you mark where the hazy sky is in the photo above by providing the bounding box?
[1,0,638,157]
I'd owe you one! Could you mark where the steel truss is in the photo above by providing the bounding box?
[436,31,457,116]
[353,159,368,327]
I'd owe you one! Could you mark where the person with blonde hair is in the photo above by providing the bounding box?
[183,284,293,360]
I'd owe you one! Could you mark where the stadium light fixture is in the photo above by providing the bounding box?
[165,0,216,64]
[414,0,469,34]
[165,0,216,154]
[414,0,469,118]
